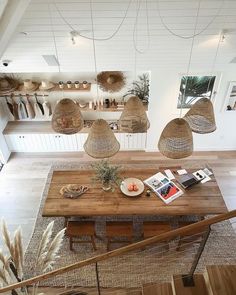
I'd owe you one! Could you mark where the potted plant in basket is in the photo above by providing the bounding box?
[92,160,122,191]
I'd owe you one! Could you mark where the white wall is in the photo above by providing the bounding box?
[0,100,10,163]
[147,65,236,151]
[0,0,235,152]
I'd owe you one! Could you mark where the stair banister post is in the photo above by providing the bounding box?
[182,225,211,287]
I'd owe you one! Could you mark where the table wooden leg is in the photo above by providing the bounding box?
[91,235,97,251]
[64,217,69,227]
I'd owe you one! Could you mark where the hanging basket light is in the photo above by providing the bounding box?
[184,97,216,134]
[84,119,120,158]
[158,118,193,159]
[52,98,84,134]
[119,96,150,133]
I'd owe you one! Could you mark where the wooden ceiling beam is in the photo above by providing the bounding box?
[0,0,31,59]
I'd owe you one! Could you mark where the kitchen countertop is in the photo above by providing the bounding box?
[3,121,122,135]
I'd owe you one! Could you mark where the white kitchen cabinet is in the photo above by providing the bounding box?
[5,134,33,152]
[115,133,146,150]
[5,134,78,152]
[5,132,146,152]
[76,133,88,151]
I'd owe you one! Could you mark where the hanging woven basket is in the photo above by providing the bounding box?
[119,96,150,133]
[158,118,193,159]
[184,97,216,134]
[97,71,126,93]
[84,119,120,158]
[52,98,84,134]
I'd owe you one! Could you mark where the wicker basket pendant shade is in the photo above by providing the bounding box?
[84,119,120,158]
[184,97,216,134]
[158,118,193,159]
[119,96,150,133]
[52,98,84,134]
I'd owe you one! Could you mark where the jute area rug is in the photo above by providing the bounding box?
[24,163,236,288]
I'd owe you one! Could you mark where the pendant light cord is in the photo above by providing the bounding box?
[157,0,224,39]
[180,0,201,118]
[133,0,150,54]
[206,0,226,94]
[48,4,65,98]
[53,0,132,41]
[89,0,100,114]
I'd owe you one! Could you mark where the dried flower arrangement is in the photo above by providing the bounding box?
[0,219,65,295]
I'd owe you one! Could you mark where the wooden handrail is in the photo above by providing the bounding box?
[1,209,235,293]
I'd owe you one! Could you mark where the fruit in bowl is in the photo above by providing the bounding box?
[127,183,139,192]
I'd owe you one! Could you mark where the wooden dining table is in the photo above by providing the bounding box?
[42,167,228,225]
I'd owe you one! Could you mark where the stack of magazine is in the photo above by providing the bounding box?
[144,172,183,204]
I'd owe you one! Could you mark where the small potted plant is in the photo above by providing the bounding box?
[92,160,122,191]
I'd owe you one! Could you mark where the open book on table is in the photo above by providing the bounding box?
[144,172,183,204]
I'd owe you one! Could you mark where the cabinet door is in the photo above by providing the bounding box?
[5,134,30,152]
[128,133,147,150]
[115,133,129,150]
[117,133,147,150]
[76,134,88,151]
[44,134,78,152]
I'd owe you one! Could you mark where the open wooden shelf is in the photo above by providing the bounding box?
[78,103,148,112]
[52,83,91,92]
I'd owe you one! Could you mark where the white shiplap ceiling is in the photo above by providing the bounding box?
[1,0,236,72]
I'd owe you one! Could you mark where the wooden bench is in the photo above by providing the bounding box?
[106,221,133,251]
[66,221,97,251]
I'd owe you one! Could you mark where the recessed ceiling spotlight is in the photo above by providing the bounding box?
[70,30,80,45]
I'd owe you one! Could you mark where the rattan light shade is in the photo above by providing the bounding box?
[52,98,84,134]
[184,97,216,134]
[119,96,150,133]
[158,118,193,159]
[84,119,120,158]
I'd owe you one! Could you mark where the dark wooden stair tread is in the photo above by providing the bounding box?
[205,265,236,295]
[172,274,208,295]
[142,282,173,295]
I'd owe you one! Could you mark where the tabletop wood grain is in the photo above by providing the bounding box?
[42,168,228,217]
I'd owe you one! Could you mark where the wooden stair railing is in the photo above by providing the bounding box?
[0,209,236,293]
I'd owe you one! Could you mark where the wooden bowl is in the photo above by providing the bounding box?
[120,178,144,197]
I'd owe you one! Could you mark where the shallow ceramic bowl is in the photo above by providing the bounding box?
[120,178,144,197]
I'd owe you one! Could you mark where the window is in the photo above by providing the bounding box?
[177,75,216,109]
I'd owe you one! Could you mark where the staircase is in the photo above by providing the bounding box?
[40,264,236,295]
[141,265,236,295]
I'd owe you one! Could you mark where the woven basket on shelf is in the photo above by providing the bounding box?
[97,71,126,93]
[184,97,216,134]
[84,119,120,158]
[119,96,150,133]
[158,118,193,159]
[52,98,84,134]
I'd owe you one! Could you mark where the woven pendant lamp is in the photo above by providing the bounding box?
[52,98,84,134]
[119,96,150,133]
[84,119,120,158]
[184,97,216,134]
[158,118,193,159]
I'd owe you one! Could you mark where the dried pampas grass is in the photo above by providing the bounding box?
[39,227,65,272]
[36,221,54,264]
[1,218,65,295]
